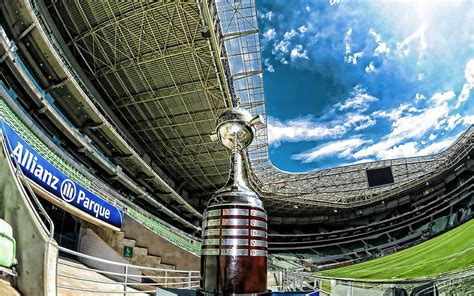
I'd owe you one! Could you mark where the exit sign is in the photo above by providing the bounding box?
[123,246,133,258]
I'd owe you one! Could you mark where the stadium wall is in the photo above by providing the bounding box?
[0,138,58,296]
[82,215,200,271]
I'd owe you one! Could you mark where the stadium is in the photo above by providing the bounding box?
[0,0,472,295]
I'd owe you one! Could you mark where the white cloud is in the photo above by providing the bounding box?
[261,11,273,21]
[344,28,352,54]
[397,24,428,57]
[264,58,275,73]
[369,28,381,43]
[273,29,300,57]
[344,114,376,131]
[357,90,455,159]
[298,25,308,34]
[385,92,452,139]
[431,90,455,105]
[372,103,410,121]
[416,138,455,156]
[263,28,276,41]
[329,0,342,5]
[447,114,462,130]
[349,158,374,165]
[456,59,474,108]
[339,85,378,111]
[463,115,474,125]
[290,45,308,60]
[374,43,390,56]
[417,73,425,80]
[428,134,437,141]
[284,29,297,40]
[415,93,426,102]
[274,40,291,54]
[345,51,363,65]
[365,61,376,73]
[267,116,346,147]
[267,87,378,147]
[357,137,454,160]
[369,28,390,56]
[377,142,419,159]
[305,6,311,12]
[292,138,369,163]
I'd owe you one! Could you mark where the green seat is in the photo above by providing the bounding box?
[0,219,17,268]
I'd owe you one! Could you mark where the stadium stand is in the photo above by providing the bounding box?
[0,90,201,255]
[268,157,473,268]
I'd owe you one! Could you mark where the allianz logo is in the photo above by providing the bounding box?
[60,179,76,202]
[10,141,112,220]
[10,142,60,190]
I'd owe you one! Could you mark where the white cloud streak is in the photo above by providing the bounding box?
[292,138,369,163]
[338,85,379,111]
[396,24,427,57]
[456,59,474,108]
[267,116,347,147]
[356,90,456,159]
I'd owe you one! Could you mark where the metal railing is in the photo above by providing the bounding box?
[0,129,55,239]
[57,246,200,295]
[277,269,474,295]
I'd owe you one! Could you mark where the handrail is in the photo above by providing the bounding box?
[0,128,55,239]
[57,246,200,294]
[280,267,474,288]
[59,246,199,274]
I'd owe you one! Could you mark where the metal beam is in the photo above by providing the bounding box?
[67,2,168,46]
[134,117,215,132]
[199,0,234,109]
[112,79,220,109]
[93,43,210,78]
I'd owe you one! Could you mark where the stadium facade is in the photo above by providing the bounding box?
[0,0,472,295]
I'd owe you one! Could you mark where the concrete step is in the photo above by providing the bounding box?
[133,246,148,257]
[121,238,136,248]
[116,231,125,242]
[57,258,148,296]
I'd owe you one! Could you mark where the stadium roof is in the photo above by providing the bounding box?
[19,0,474,217]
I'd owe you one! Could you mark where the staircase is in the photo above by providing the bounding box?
[57,258,148,296]
[79,224,194,287]
[111,231,176,271]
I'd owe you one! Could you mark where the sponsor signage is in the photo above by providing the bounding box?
[1,121,123,228]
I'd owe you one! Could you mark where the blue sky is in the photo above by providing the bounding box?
[257,0,474,172]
